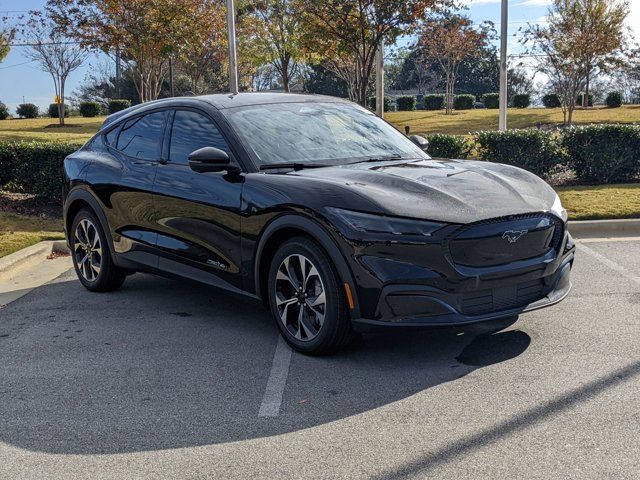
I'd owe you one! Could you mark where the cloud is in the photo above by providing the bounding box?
[515,0,551,6]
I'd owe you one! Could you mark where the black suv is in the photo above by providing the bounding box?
[63,93,574,354]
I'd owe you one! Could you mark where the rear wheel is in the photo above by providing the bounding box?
[71,208,127,292]
[267,237,355,355]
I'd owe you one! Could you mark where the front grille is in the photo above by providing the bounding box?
[448,213,564,268]
[460,278,546,315]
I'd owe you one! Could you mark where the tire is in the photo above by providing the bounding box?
[267,236,356,355]
[70,208,128,292]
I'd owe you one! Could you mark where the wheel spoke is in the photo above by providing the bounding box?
[304,264,319,289]
[299,307,318,339]
[74,218,103,283]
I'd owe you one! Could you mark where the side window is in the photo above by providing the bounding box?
[104,125,119,146]
[169,110,230,165]
[116,111,165,160]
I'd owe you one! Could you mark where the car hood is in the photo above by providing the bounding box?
[293,158,558,224]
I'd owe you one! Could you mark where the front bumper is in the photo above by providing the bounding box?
[338,213,575,331]
[351,255,572,331]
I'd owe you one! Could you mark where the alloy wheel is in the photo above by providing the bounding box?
[74,218,102,282]
[274,254,326,341]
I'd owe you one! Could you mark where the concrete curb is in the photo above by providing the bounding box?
[0,240,69,282]
[568,218,640,238]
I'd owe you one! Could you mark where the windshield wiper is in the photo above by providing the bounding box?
[347,154,406,165]
[259,162,332,171]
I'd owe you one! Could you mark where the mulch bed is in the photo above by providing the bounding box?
[0,191,62,219]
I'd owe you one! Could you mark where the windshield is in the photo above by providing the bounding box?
[222,102,429,167]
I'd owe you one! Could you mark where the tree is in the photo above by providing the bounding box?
[523,0,588,124]
[304,64,348,97]
[47,0,196,103]
[176,0,227,95]
[0,30,12,63]
[417,14,491,113]
[507,66,534,102]
[22,13,87,125]
[249,0,305,92]
[573,0,630,107]
[455,43,499,97]
[297,0,446,107]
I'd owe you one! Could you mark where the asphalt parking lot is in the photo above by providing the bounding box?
[0,238,639,479]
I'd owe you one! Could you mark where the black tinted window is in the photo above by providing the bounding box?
[169,110,229,165]
[104,125,119,146]
[116,111,165,160]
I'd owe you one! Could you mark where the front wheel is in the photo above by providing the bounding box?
[71,208,128,292]
[267,237,355,355]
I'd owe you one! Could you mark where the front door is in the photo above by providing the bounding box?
[151,108,244,293]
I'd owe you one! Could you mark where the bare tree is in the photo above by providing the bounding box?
[23,14,87,125]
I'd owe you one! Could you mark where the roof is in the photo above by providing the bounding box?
[101,92,348,130]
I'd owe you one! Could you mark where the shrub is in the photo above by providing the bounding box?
[453,94,475,110]
[79,101,103,117]
[542,93,562,108]
[424,94,445,110]
[482,93,499,109]
[368,96,391,112]
[512,93,531,108]
[426,134,472,159]
[605,91,623,108]
[16,103,39,119]
[108,99,131,114]
[396,95,416,111]
[474,129,564,177]
[562,124,640,184]
[0,140,83,199]
[576,93,593,107]
[48,103,70,118]
[0,102,9,120]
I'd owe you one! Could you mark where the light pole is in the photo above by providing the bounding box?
[375,38,384,118]
[227,0,239,95]
[498,0,508,131]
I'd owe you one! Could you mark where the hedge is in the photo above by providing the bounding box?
[48,103,70,118]
[475,129,564,177]
[80,101,103,117]
[512,94,531,108]
[605,91,623,108]
[562,124,640,184]
[396,95,416,111]
[453,94,475,110]
[542,94,561,108]
[424,94,445,110]
[426,134,472,159]
[368,96,391,112]
[16,103,39,119]
[108,99,131,114]
[0,102,9,120]
[0,140,83,200]
[482,93,499,109]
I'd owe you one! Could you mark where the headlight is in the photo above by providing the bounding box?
[325,207,444,237]
[550,193,568,223]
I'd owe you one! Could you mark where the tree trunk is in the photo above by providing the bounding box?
[59,83,65,126]
[583,69,590,108]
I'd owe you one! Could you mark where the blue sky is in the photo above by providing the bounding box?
[1,0,638,111]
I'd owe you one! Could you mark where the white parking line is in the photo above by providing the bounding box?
[258,335,293,417]
[578,243,640,286]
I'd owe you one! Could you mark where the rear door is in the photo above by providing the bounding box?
[151,108,244,293]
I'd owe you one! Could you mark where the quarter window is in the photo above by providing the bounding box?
[116,111,165,160]
[169,110,230,165]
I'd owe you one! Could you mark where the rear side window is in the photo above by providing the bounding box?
[116,111,166,160]
[169,110,230,165]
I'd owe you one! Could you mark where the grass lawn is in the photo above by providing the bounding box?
[0,212,64,258]
[386,105,640,136]
[557,183,640,221]
[0,116,105,142]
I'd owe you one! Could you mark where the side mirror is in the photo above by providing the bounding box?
[188,147,237,173]
[409,135,429,152]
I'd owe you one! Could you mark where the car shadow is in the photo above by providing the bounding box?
[0,272,530,454]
